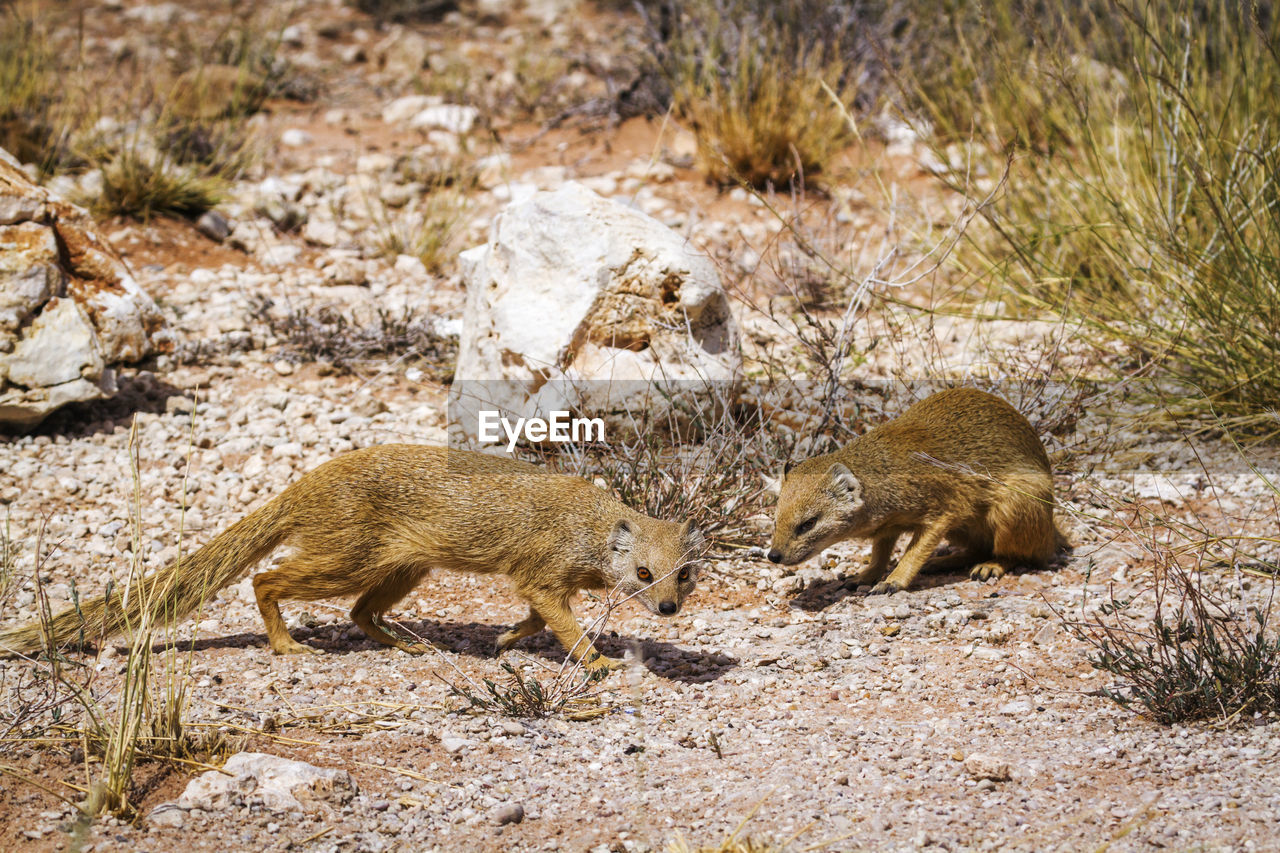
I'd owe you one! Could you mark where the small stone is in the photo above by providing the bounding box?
[500,720,525,736]
[164,395,196,415]
[441,736,473,754]
[1033,623,1058,645]
[408,104,478,135]
[491,802,524,825]
[272,360,295,376]
[147,804,186,828]
[195,210,231,243]
[381,95,436,125]
[964,753,1012,782]
[394,254,427,276]
[280,128,313,147]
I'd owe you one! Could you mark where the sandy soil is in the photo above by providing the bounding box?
[2,2,1280,852]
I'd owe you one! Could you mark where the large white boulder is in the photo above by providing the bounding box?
[0,148,172,428]
[452,182,740,447]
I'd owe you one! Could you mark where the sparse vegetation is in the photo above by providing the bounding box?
[251,298,459,378]
[369,188,469,273]
[1062,445,1280,724]
[445,660,610,720]
[92,147,227,220]
[905,0,1280,429]
[351,0,456,24]
[1072,543,1280,724]
[641,0,868,187]
[0,4,73,176]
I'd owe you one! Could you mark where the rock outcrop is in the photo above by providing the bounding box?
[452,182,740,447]
[0,148,172,428]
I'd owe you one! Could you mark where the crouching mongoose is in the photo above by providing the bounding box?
[0,445,705,672]
[767,388,1067,594]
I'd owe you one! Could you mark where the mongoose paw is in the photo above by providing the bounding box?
[582,652,624,674]
[494,633,518,656]
[868,580,903,596]
[272,641,323,655]
[970,562,1006,582]
[398,641,437,655]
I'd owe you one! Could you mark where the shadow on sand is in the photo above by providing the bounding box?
[153,617,739,685]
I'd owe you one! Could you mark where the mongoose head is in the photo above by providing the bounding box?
[606,518,705,617]
[766,461,865,565]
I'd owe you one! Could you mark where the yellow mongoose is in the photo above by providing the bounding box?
[767,388,1066,594]
[0,445,705,672]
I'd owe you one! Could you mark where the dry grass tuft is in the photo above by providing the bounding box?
[642,0,865,187]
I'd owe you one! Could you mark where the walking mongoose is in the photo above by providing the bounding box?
[766,388,1067,594]
[0,445,705,672]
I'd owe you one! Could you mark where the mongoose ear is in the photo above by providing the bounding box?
[608,519,635,553]
[827,463,863,506]
[680,520,706,555]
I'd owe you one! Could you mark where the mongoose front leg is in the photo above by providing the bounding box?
[862,532,899,583]
[870,519,952,595]
[495,607,546,655]
[524,589,622,673]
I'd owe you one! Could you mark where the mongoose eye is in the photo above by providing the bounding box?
[795,516,818,535]
[678,567,690,582]
[637,567,652,582]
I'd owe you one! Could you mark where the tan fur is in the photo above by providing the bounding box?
[0,446,705,672]
[768,388,1068,594]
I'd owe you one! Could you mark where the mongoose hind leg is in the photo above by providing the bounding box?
[350,570,435,654]
[970,488,1057,583]
[253,566,324,655]
[495,607,546,656]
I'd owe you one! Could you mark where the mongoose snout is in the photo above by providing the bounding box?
[768,388,1068,594]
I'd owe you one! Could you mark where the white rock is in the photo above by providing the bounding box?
[147,804,186,827]
[280,128,313,148]
[302,218,343,247]
[441,735,475,754]
[382,95,438,125]
[0,154,170,427]
[176,752,356,813]
[452,182,741,446]
[408,104,479,135]
[3,298,103,387]
[963,752,1013,782]
[261,245,302,267]
[394,254,427,276]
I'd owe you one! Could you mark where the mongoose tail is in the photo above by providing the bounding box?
[0,495,293,657]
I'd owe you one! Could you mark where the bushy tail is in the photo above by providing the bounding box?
[0,495,294,657]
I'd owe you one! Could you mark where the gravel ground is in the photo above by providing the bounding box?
[3,2,1280,851]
